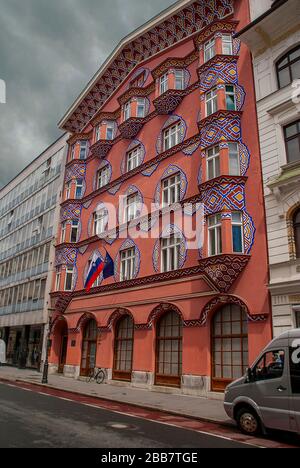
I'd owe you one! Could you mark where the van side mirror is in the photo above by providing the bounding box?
[247,367,254,383]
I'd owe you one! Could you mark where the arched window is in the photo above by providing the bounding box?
[113,315,134,382]
[212,304,248,392]
[276,46,300,89]
[155,311,182,387]
[80,319,97,377]
[294,209,300,258]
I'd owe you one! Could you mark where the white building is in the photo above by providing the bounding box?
[238,0,300,336]
[0,134,68,369]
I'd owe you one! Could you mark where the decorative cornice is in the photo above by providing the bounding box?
[153,89,185,115]
[90,140,114,159]
[193,19,238,49]
[198,175,248,195]
[197,54,238,78]
[67,132,93,146]
[118,117,146,139]
[151,51,198,79]
[91,110,121,128]
[118,83,155,106]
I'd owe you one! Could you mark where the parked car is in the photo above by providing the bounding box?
[224,330,300,436]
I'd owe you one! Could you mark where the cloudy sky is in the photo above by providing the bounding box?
[0,0,176,188]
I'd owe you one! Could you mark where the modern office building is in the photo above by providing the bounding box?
[238,0,300,336]
[0,134,68,369]
[49,0,272,395]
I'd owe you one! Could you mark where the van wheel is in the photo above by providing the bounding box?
[236,407,261,436]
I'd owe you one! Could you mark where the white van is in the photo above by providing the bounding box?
[224,330,300,436]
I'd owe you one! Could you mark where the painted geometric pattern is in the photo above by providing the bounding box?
[202,183,245,215]
[114,238,141,282]
[121,140,145,175]
[156,115,187,155]
[142,163,160,177]
[93,160,112,191]
[65,0,234,133]
[153,224,187,273]
[243,211,256,254]
[233,38,241,56]
[201,115,241,147]
[61,203,82,222]
[236,85,246,112]
[65,163,86,182]
[139,211,160,232]
[108,183,122,195]
[200,61,237,92]
[55,248,78,267]
[154,165,188,208]
[239,143,250,176]
[182,140,201,156]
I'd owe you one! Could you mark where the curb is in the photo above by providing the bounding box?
[0,375,234,428]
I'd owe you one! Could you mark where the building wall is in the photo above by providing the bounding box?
[50,0,272,393]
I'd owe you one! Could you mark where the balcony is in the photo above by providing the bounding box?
[90,139,114,159]
[199,254,250,292]
[153,89,185,115]
[118,118,144,139]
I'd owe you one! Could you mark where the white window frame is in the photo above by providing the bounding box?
[162,173,181,207]
[207,145,220,180]
[79,141,88,160]
[70,220,79,243]
[222,34,233,56]
[127,146,141,172]
[106,124,114,141]
[232,212,244,254]
[228,142,240,176]
[123,102,131,121]
[163,122,182,151]
[204,38,216,63]
[206,88,218,116]
[94,210,107,236]
[61,222,66,243]
[95,125,101,141]
[161,235,181,273]
[208,214,222,256]
[174,69,185,90]
[137,98,146,118]
[160,73,169,95]
[120,248,135,281]
[64,267,74,292]
[71,144,76,160]
[65,182,71,199]
[97,166,110,189]
[225,85,237,111]
[124,193,139,223]
[75,179,83,199]
[55,269,61,291]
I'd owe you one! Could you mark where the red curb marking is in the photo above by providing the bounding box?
[1,378,299,449]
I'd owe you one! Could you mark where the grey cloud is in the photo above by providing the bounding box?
[0,0,175,188]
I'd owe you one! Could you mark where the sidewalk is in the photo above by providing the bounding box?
[0,365,231,426]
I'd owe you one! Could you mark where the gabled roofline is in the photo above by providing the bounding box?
[58,0,194,130]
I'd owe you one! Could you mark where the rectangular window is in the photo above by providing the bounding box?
[162,173,181,207]
[71,145,76,160]
[94,210,106,236]
[65,267,74,291]
[163,122,182,151]
[79,141,88,160]
[232,212,244,253]
[75,179,83,199]
[137,98,146,118]
[208,214,222,256]
[160,73,169,95]
[70,220,79,243]
[123,102,131,121]
[284,120,300,164]
[96,125,101,141]
[206,88,218,116]
[127,146,141,172]
[207,145,220,180]
[222,34,233,55]
[295,310,300,328]
[97,166,110,189]
[120,248,135,281]
[124,194,139,223]
[61,222,66,243]
[229,142,240,176]
[65,182,71,199]
[174,69,185,90]
[225,85,237,111]
[161,235,181,272]
[106,124,114,141]
[55,271,61,291]
[204,38,216,62]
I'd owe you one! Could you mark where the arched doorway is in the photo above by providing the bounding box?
[211,304,248,392]
[113,315,134,382]
[58,322,68,374]
[80,319,97,377]
[155,310,183,387]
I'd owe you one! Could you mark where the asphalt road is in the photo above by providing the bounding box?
[0,382,254,449]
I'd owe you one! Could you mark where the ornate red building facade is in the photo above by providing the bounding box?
[50,0,272,395]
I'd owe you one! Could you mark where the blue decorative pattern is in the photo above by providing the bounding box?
[182,140,201,156]
[154,164,188,208]
[55,248,78,267]
[108,183,122,195]
[200,61,238,92]
[142,163,160,177]
[156,114,187,155]
[61,203,82,222]
[65,162,86,183]
[202,183,245,215]
[114,238,141,282]
[243,211,256,254]
[201,114,241,147]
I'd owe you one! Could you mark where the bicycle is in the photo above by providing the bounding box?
[87,367,106,384]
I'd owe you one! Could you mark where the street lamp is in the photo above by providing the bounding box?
[42,314,52,384]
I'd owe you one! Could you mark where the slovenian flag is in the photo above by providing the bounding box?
[84,251,114,292]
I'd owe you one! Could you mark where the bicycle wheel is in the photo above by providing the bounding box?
[96,370,105,385]
[87,369,95,383]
